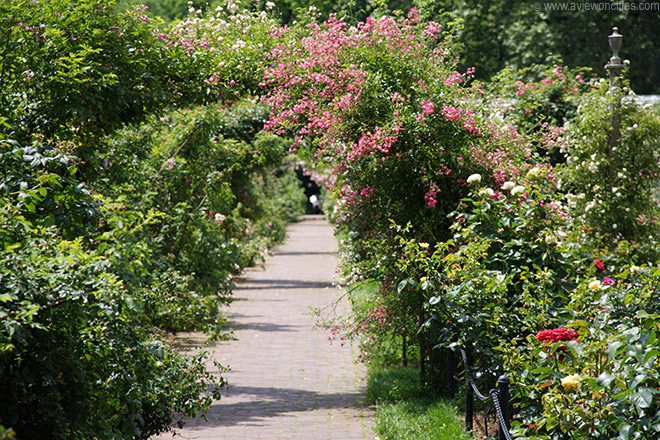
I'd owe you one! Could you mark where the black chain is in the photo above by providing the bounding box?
[490,389,513,440]
[460,347,513,440]
[459,347,490,401]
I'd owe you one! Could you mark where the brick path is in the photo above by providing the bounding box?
[155,215,376,440]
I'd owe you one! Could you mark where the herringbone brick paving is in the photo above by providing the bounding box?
[155,215,375,439]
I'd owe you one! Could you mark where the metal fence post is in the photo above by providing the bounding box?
[464,346,474,432]
[447,348,457,397]
[497,375,511,440]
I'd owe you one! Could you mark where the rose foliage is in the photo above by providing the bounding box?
[256,6,660,440]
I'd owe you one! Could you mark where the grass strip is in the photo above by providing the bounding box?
[366,366,472,440]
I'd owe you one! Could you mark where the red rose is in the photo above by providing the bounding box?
[536,328,580,360]
[594,259,605,273]
[536,327,579,343]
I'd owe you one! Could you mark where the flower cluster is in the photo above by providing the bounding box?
[513,66,577,97]
[440,104,481,135]
[536,327,579,343]
[166,0,277,100]
[560,374,581,391]
[594,259,605,273]
[424,184,439,208]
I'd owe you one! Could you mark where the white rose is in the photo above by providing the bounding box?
[467,173,481,184]
[526,167,541,179]
[479,188,495,198]
[502,181,515,191]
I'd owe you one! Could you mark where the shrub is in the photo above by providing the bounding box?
[94,100,302,331]
[489,64,591,136]
[559,81,660,248]
[0,2,304,437]
[0,197,222,439]
[501,267,660,440]
[0,0,211,148]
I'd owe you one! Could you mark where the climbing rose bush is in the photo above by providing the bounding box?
[255,9,660,439]
[261,8,538,261]
[165,0,279,101]
[259,10,571,379]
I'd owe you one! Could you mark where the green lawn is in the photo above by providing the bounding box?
[366,366,473,440]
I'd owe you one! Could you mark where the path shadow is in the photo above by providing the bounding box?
[165,333,212,352]
[236,279,336,290]
[273,251,337,256]
[184,385,368,428]
[223,319,300,333]
[218,310,301,333]
[227,297,286,302]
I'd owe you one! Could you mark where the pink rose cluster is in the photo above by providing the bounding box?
[535,327,579,343]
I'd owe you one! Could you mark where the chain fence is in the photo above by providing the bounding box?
[458,346,512,440]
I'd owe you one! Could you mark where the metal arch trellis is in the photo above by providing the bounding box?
[459,347,512,440]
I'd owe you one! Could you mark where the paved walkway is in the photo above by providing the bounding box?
[156,215,376,440]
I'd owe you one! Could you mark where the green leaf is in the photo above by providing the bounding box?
[607,340,624,361]
[123,296,143,313]
[568,320,589,329]
[642,349,660,367]
[597,371,615,388]
[631,387,655,409]
[0,294,15,303]
[43,214,55,228]
[619,424,633,440]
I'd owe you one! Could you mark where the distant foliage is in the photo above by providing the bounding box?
[415,0,660,94]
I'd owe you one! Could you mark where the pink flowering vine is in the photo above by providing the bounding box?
[424,184,439,208]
